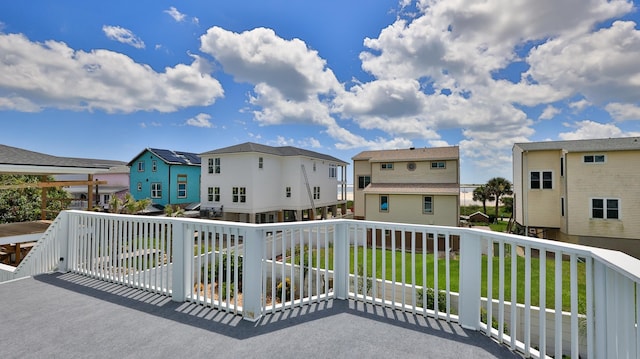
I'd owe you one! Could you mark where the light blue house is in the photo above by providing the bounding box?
[127,148,201,207]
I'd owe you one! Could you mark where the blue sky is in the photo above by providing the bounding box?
[1,0,640,185]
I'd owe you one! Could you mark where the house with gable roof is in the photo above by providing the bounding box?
[352,146,460,226]
[127,148,201,207]
[199,142,348,223]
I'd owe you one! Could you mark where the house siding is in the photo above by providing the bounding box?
[364,193,458,226]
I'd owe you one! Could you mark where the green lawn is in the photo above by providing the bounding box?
[300,246,586,313]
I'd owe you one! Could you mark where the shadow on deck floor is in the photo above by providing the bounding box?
[0,272,520,359]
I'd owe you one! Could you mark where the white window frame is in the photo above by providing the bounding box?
[313,186,320,200]
[208,158,214,174]
[430,161,446,169]
[286,186,291,198]
[329,164,337,178]
[584,154,606,163]
[151,183,162,198]
[137,162,145,172]
[177,174,187,198]
[233,187,246,203]
[381,163,394,170]
[137,182,142,191]
[207,187,214,202]
[152,160,157,172]
[214,158,221,174]
[530,170,553,189]
[591,198,620,219]
[423,196,433,214]
[258,157,263,169]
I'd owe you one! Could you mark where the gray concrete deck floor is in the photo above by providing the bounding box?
[0,273,520,359]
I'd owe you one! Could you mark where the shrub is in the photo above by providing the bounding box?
[416,288,448,312]
[275,277,292,302]
[201,252,243,292]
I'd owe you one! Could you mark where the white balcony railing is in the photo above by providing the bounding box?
[1,210,639,359]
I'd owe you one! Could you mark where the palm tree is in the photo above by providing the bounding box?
[487,177,513,219]
[472,185,494,214]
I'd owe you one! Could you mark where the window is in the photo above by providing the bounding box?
[431,161,446,169]
[233,187,246,203]
[208,158,214,174]
[423,196,433,214]
[561,197,565,217]
[584,155,605,163]
[358,175,371,189]
[258,157,263,169]
[313,162,316,172]
[137,162,145,172]
[177,174,187,198]
[214,158,221,174]
[329,164,337,178]
[530,171,553,189]
[286,186,291,198]
[151,183,162,198]
[207,187,214,202]
[313,186,320,200]
[137,182,142,191]
[380,195,388,212]
[560,157,564,177]
[381,163,394,170]
[152,160,157,172]
[592,198,619,219]
[214,187,220,202]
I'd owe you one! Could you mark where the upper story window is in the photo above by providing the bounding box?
[313,186,320,200]
[208,158,214,174]
[152,160,157,172]
[584,154,605,163]
[136,182,142,191]
[329,164,337,178]
[313,162,317,172]
[431,161,446,169]
[137,162,145,172]
[258,157,263,169]
[560,157,564,177]
[214,158,221,174]
[381,163,394,170]
[358,175,371,189]
[285,186,291,198]
[208,187,220,202]
[530,171,552,189]
[592,198,619,219]
[380,195,388,212]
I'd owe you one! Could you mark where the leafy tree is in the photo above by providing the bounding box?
[472,185,494,214]
[487,177,513,219]
[500,196,513,216]
[0,175,69,223]
[114,193,152,214]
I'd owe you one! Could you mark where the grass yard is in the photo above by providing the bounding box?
[299,246,586,313]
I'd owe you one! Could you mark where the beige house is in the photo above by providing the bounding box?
[513,137,640,258]
[352,146,460,226]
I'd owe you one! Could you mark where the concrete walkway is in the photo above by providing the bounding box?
[0,273,520,359]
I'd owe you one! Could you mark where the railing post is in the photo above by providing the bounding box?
[57,211,70,273]
[171,221,191,302]
[333,221,349,299]
[242,226,264,322]
[458,230,482,330]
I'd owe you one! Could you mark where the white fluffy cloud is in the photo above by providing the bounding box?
[102,25,145,49]
[185,113,213,128]
[0,33,224,113]
[606,103,640,121]
[539,105,560,120]
[164,7,186,22]
[559,120,640,140]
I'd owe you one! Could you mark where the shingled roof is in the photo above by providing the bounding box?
[127,148,201,167]
[514,137,640,152]
[352,146,459,162]
[0,144,125,174]
[201,142,348,164]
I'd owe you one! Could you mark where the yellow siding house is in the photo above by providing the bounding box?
[513,137,640,258]
[352,146,460,226]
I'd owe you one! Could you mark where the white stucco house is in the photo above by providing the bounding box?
[199,142,348,223]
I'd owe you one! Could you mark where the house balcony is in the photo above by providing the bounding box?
[1,210,639,358]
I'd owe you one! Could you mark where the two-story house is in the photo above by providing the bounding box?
[127,148,201,207]
[199,142,348,223]
[352,146,460,226]
[513,137,640,258]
